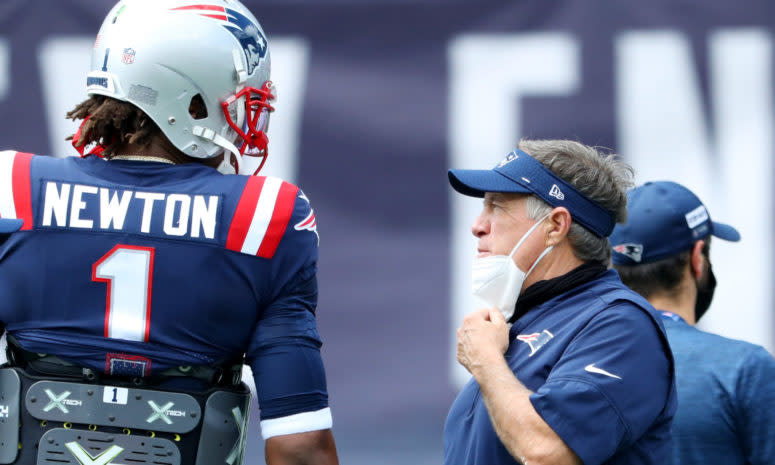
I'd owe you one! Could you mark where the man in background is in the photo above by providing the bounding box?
[612,180,775,465]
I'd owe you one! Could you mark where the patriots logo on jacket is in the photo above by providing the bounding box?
[295,210,318,244]
[613,243,643,263]
[295,192,319,244]
[171,5,267,75]
[516,330,554,356]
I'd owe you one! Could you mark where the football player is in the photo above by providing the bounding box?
[0,1,338,464]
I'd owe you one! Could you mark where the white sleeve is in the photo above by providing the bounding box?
[260,407,333,440]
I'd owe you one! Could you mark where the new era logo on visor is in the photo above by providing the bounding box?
[549,184,565,200]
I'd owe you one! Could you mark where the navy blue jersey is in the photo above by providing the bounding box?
[444,270,676,465]
[0,151,330,435]
[659,312,775,465]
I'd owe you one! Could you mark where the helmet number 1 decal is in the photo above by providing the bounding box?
[102,48,110,72]
[92,245,155,342]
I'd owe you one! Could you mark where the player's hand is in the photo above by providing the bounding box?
[457,308,510,376]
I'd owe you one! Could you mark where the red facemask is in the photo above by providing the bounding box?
[221,81,275,175]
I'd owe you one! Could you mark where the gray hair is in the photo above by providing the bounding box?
[519,139,633,265]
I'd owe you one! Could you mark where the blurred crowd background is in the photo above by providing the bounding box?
[1,0,773,462]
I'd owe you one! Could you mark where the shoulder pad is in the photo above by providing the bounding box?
[225,176,303,259]
[0,151,34,230]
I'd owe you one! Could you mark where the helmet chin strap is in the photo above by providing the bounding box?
[200,49,253,175]
[216,157,236,175]
[210,48,251,175]
[192,125,243,175]
[233,48,248,87]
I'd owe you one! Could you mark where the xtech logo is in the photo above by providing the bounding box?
[43,389,82,414]
[145,400,185,425]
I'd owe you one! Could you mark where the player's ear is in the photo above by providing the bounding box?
[545,206,571,246]
[690,240,705,279]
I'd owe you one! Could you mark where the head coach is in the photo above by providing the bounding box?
[444,139,676,465]
[611,181,775,465]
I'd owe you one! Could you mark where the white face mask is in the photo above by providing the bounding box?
[472,213,554,321]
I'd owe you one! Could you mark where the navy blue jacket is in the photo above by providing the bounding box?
[444,269,676,465]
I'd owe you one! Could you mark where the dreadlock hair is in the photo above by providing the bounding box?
[66,95,161,158]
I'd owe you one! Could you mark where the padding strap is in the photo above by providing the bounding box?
[192,125,242,175]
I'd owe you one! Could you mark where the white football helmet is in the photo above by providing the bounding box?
[87,0,275,174]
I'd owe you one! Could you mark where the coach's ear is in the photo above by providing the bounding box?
[545,206,572,246]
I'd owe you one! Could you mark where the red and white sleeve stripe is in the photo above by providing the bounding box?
[0,151,33,230]
[226,176,299,259]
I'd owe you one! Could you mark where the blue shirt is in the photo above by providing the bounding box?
[0,152,328,421]
[444,270,676,465]
[659,312,775,465]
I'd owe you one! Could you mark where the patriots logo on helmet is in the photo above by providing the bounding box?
[613,243,643,263]
[171,5,268,75]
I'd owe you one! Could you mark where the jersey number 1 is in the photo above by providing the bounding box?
[92,245,155,342]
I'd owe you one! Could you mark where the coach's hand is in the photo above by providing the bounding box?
[457,308,510,375]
